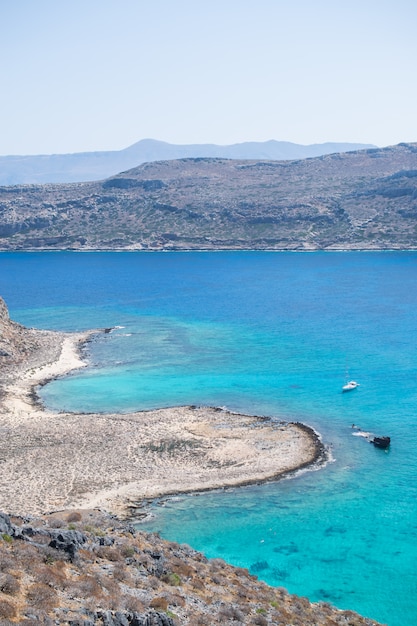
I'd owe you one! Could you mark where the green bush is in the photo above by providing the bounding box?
[162,572,181,586]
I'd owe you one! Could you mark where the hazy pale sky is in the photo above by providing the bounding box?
[1,0,416,155]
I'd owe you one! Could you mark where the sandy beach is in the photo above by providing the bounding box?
[0,321,326,519]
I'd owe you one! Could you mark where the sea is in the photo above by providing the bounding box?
[1,250,416,626]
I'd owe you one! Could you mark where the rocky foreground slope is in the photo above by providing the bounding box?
[0,510,383,626]
[0,143,416,250]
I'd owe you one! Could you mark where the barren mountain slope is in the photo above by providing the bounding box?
[0,143,416,250]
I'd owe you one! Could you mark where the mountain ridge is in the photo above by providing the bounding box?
[0,142,416,251]
[0,138,376,185]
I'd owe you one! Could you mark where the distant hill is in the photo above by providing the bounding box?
[0,138,376,184]
[0,142,416,251]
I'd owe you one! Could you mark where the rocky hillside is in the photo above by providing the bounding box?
[0,143,416,250]
[0,510,383,625]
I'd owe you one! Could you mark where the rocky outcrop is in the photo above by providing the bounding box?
[83,609,174,626]
[0,511,13,534]
[0,296,30,361]
[0,297,37,364]
[0,296,65,392]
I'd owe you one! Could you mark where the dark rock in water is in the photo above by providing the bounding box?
[251,560,269,572]
[372,436,391,449]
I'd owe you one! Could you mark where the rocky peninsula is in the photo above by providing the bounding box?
[0,296,327,519]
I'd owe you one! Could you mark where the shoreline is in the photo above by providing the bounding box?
[1,247,416,253]
[0,327,328,519]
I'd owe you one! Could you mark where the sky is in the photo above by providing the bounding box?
[1,0,417,155]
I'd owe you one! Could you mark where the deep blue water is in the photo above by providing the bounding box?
[1,251,416,626]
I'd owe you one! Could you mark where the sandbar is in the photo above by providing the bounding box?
[0,328,327,519]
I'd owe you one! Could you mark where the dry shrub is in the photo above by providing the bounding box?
[172,562,194,578]
[210,558,226,571]
[137,553,153,571]
[192,578,205,591]
[142,575,161,590]
[0,573,21,595]
[77,547,95,563]
[26,582,57,611]
[275,607,293,622]
[94,546,122,562]
[112,563,132,583]
[211,574,223,585]
[251,615,268,626]
[48,517,65,529]
[35,562,67,589]
[74,573,103,599]
[99,573,120,597]
[235,602,252,617]
[13,542,41,573]
[106,590,122,611]
[164,592,185,607]
[121,594,145,613]
[218,605,244,621]
[275,586,289,599]
[161,572,181,586]
[0,599,16,620]
[119,541,136,558]
[66,511,82,523]
[150,596,169,611]
[41,545,68,564]
[193,614,212,626]
[236,586,248,600]
[234,566,251,579]
[0,545,14,572]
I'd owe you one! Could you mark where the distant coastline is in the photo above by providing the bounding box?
[2,247,417,254]
[1,143,417,252]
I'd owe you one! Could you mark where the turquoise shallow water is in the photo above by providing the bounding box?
[1,251,416,626]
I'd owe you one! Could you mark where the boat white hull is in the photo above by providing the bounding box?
[342,381,359,392]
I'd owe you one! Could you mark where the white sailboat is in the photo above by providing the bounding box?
[342,379,359,392]
[342,366,359,392]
